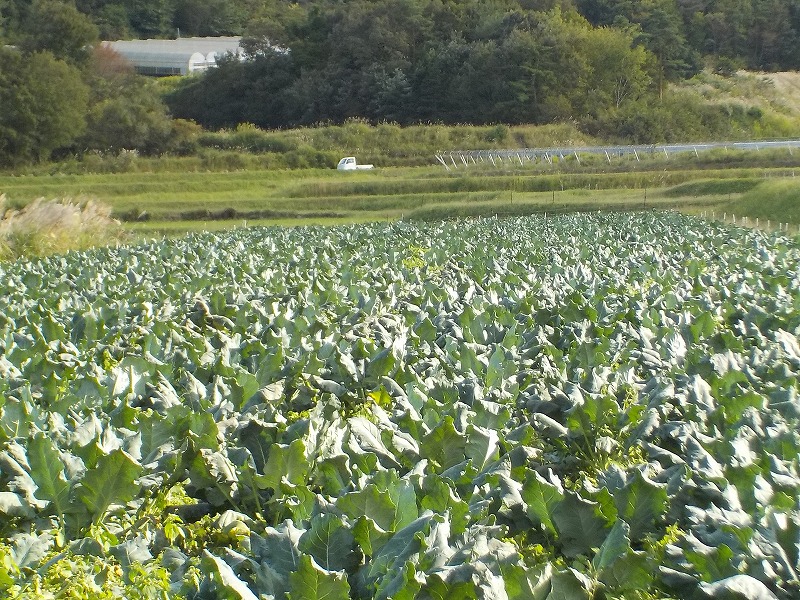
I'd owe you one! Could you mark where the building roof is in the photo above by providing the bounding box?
[102,37,243,76]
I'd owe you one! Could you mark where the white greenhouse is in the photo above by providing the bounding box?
[102,37,243,76]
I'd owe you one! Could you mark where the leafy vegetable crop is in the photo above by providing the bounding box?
[0,212,798,599]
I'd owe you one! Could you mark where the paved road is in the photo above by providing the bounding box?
[435,139,800,169]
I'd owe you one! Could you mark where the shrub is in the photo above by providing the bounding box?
[167,118,203,155]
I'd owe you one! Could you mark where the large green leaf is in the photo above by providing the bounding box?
[288,554,350,600]
[26,434,70,520]
[136,410,179,466]
[202,550,259,600]
[261,439,308,491]
[353,516,390,558]
[367,347,396,379]
[370,470,419,530]
[0,397,30,440]
[551,492,610,558]
[419,476,470,536]
[250,522,303,598]
[372,560,423,600]
[593,520,653,591]
[521,471,564,535]
[420,417,467,470]
[0,493,34,519]
[486,347,508,389]
[337,484,398,533]
[0,443,37,501]
[501,561,552,600]
[547,568,594,600]
[422,574,478,600]
[613,471,668,541]
[460,345,484,378]
[75,449,142,522]
[109,538,152,582]
[464,424,500,471]
[10,533,51,570]
[698,574,780,600]
[359,513,433,591]
[298,513,359,572]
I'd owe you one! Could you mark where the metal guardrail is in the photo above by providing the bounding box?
[435,139,800,170]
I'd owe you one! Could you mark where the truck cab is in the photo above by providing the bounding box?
[337,157,374,170]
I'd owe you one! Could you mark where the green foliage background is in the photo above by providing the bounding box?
[0,0,799,168]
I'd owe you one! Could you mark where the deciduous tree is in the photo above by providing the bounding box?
[0,48,89,165]
[18,0,99,65]
[81,45,174,154]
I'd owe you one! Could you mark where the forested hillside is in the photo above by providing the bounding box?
[1,0,800,167]
[3,0,799,72]
[164,0,796,134]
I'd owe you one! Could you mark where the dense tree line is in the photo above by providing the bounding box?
[1,0,257,40]
[166,2,655,131]
[578,0,800,73]
[163,0,800,133]
[0,0,186,166]
[3,0,798,69]
[167,0,748,136]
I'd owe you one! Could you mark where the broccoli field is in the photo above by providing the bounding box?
[0,212,799,599]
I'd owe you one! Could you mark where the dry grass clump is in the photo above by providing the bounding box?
[0,194,126,261]
[675,70,800,116]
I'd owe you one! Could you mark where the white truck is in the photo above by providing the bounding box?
[337,156,374,170]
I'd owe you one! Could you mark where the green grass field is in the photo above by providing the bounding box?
[3,152,800,239]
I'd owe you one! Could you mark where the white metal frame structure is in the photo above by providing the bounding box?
[435,139,800,170]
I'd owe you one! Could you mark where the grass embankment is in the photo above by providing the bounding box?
[12,122,594,174]
[655,176,800,232]
[3,144,800,239]
[2,164,800,232]
[2,172,799,255]
[725,179,800,223]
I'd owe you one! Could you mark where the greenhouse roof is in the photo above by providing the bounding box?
[102,37,243,76]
